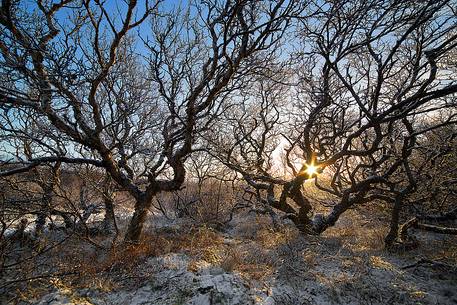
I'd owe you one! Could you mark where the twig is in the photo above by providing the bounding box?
[0,271,79,289]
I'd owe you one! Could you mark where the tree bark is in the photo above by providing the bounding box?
[385,194,403,247]
[289,185,314,233]
[102,195,117,235]
[35,163,61,237]
[35,213,47,237]
[312,193,352,234]
[124,195,153,243]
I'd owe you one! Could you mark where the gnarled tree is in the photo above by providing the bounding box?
[207,0,457,244]
[0,0,302,242]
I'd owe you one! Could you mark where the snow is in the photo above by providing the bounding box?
[10,213,457,305]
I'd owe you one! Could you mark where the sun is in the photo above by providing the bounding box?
[305,162,319,177]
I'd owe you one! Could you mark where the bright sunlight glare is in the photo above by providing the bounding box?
[305,163,319,177]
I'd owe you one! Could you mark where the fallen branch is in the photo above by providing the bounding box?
[415,222,457,235]
[398,217,419,242]
[399,216,457,238]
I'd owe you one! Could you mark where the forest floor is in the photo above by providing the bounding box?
[2,208,457,305]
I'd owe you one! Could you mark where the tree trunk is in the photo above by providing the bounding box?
[35,163,60,237]
[35,213,47,237]
[312,194,352,234]
[124,197,152,243]
[102,195,117,234]
[385,195,403,247]
[289,186,314,233]
[36,191,52,236]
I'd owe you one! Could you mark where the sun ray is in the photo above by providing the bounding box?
[305,162,319,177]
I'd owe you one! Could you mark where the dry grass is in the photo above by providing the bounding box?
[185,221,300,281]
[226,225,299,280]
[6,200,456,305]
[78,225,226,276]
[323,209,388,252]
[6,226,223,299]
[256,226,298,249]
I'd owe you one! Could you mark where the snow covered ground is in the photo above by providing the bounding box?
[4,211,457,305]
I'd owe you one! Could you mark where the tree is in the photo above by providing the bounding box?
[207,0,457,243]
[0,0,302,242]
[385,118,457,247]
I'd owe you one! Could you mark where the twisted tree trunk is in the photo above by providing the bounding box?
[124,191,157,243]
